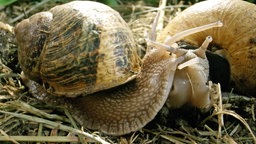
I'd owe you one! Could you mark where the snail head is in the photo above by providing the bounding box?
[149,14,222,109]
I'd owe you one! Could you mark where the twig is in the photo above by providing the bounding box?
[10,0,51,23]
[7,100,69,122]
[215,110,256,143]
[36,123,43,144]
[0,110,110,144]
[123,5,189,16]
[0,129,20,144]
[252,103,255,121]
[64,109,87,144]
[157,0,167,32]
[217,83,224,139]
[0,136,78,142]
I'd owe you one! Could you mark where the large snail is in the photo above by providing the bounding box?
[15,1,222,135]
[158,0,256,96]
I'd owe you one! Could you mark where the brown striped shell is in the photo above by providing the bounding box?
[157,0,256,95]
[15,1,141,97]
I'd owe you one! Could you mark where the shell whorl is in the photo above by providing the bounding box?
[157,0,256,95]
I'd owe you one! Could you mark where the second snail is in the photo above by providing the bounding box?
[158,0,256,96]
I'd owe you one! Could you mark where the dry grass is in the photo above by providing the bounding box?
[0,0,255,143]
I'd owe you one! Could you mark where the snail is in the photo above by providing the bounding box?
[157,0,256,96]
[15,1,221,135]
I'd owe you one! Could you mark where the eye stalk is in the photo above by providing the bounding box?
[194,36,212,59]
[164,21,222,46]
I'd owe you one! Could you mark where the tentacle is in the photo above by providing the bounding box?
[147,40,187,56]
[148,10,161,42]
[164,21,222,45]
[194,36,213,58]
[178,57,201,70]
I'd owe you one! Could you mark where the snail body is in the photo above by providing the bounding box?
[158,0,256,95]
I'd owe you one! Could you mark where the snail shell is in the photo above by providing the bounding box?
[15,1,140,97]
[157,0,256,95]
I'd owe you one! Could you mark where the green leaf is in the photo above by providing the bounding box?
[98,0,118,7]
[0,0,17,7]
